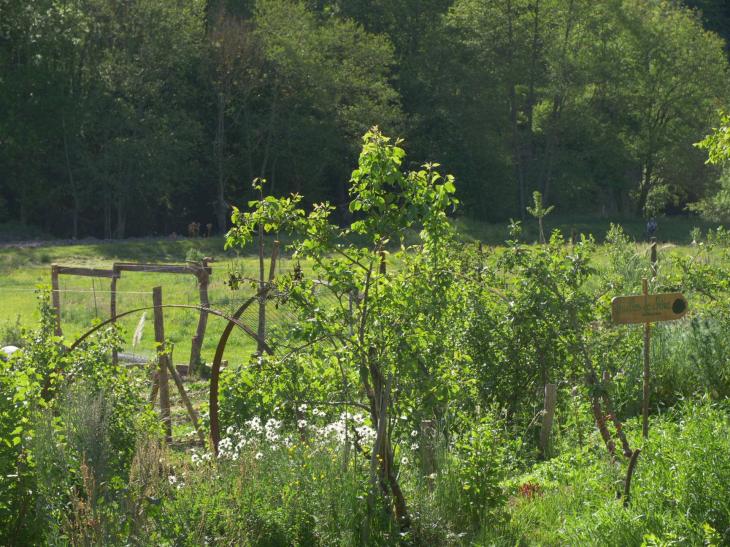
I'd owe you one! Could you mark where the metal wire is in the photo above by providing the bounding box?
[0,288,153,294]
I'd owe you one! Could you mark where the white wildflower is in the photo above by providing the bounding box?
[246,417,262,433]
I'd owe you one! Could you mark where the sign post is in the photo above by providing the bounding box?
[642,279,650,439]
[611,282,687,438]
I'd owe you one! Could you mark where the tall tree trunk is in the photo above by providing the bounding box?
[115,174,126,238]
[524,0,541,180]
[635,157,654,216]
[216,92,227,233]
[259,83,279,179]
[540,97,562,203]
[540,0,575,205]
[62,115,80,239]
[115,198,126,239]
[506,0,527,219]
[104,183,112,239]
[257,185,266,354]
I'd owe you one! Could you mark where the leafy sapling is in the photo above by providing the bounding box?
[526,191,554,244]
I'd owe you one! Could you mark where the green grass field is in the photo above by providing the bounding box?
[0,216,714,367]
[0,236,283,365]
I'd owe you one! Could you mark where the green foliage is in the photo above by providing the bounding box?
[499,400,730,545]
[644,184,678,218]
[526,191,555,220]
[0,290,157,543]
[10,117,730,542]
[689,168,730,223]
[526,191,555,244]
[441,411,516,529]
[696,110,730,166]
[2,0,728,235]
[0,344,44,542]
[224,127,459,527]
[690,112,730,223]
[0,315,23,347]
[225,178,304,250]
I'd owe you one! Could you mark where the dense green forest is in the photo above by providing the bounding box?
[1,0,729,238]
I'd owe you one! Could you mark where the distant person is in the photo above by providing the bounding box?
[646,217,657,240]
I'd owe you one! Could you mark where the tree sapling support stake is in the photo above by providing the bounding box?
[611,276,687,440]
[540,383,557,459]
[642,278,650,439]
[153,286,172,443]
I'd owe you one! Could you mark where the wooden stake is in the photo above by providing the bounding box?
[650,241,657,277]
[110,275,118,365]
[255,240,280,356]
[148,370,159,404]
[256,216,266,355]
[51,265,62,336]
[153,287,172,443]
[642,278,650,439]
[623,448,641,507]
[540,383,557,459]
[268,241,280,284]
[420,419,437,491]
[189,260,210,374]
[166,358,206,446]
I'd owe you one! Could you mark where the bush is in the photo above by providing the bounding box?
[0,291,158,543]
[0,316,22,347]
[434,410,518,531]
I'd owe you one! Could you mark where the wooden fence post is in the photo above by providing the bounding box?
[256,241,280,355]
[165,358,205,446]
[148,370,159,404]
[540,383,557,459]
[189,259,210,374]
[642,278,651,439]
[420,419,437,490]
[268,241,280,284]
[110,272,118,365]
[153,287,172,443]
[51,264,62,336]
[650,241,657,278]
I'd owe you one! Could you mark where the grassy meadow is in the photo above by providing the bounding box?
[4,218,730,544]
[0,236,291,364]
[0,215,718,368]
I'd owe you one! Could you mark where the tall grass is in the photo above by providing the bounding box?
[493,400,730,546]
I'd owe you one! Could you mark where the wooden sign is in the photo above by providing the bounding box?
[611,292,687,324]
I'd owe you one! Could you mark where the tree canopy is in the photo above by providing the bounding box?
[0,0,728,237]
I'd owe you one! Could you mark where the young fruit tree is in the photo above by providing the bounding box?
[225,127,458,530]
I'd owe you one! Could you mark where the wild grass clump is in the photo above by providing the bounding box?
[495,399,730,546]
